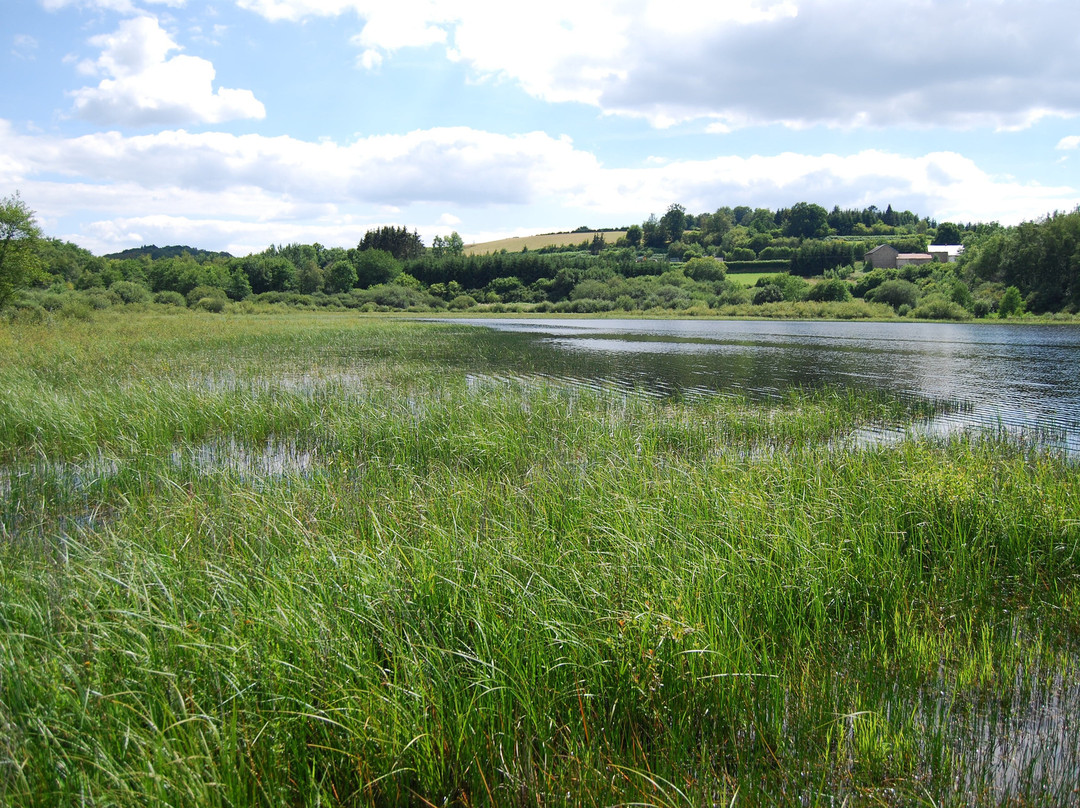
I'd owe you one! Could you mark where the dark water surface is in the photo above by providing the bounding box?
[443,318,1080,456]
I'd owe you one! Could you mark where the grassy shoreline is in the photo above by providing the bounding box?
[2,311,1078,806]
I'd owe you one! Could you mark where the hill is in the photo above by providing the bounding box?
[465,230,627,256]
[104,245,234,261]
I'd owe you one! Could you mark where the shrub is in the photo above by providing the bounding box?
[186,285,228,307]
[109,280,152,304]
[753,285,785,305]
[449,294,478,310]
[195,296,226,313]
[154,291,187,307]
[909,294,970,320]
[998,286,1024,318]
[866,279,920,311]
[84,289,116,309]
[727,247,757,261]
[554,298,615,313]
[806,278,853,302]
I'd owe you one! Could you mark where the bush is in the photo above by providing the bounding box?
[909,294,971,320]
[154,291,187,307]
[753,285,785,305]
[448,294,478,310]
[109,280,152,304]
[554,298,615,313]
[806,278,853,302]
[726,247,757,261]
[186,285,228,307]
[195,296,226,313]
[998,286,1024,318]
[58,301,93,320]
[83,289,116,309]
[866,279,920,311]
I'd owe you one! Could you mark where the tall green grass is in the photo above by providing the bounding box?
[1,311,1078,806]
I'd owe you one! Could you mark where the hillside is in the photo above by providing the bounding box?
[465,230,627,255]
[104,244,234,261]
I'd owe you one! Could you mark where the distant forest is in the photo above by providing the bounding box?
[4,197,1079,320]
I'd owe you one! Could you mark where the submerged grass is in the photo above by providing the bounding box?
[1,310,1079,806]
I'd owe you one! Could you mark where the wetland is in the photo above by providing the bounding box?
[1,310,1078,807]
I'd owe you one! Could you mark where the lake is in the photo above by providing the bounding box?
[444,318,1080,456]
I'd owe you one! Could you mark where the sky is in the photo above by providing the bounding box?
[2,0,1080,257]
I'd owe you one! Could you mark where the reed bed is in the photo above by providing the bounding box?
[1,311,1078,806]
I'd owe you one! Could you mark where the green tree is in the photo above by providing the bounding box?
[350,248,400,288]
[998,285,1024,318]
[324,259,357,294]
[431,232,465,258]
[784,202,830,239]
[296,260,324,294]
[660,203,686,244]
[934,222,963,244]
[625,224,642,247]
[0,192,42,307]
[866,279,920,311]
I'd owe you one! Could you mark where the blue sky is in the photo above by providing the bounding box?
[3,0,1079,256]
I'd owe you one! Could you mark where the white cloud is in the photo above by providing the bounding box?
[12,35,39,59]
[2,118,1075,253]
[69,16,265,126]
[233,0,1080,131]
[1057,136,1080,150]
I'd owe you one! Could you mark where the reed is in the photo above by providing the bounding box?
[1,310,1078,806]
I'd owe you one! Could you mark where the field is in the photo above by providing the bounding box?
[2,310,1079,807]
[723,271,775,288]
[465,231,627,255]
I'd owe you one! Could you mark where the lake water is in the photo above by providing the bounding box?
[445,318,1080,456]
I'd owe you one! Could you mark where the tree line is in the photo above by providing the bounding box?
[2,191,1078,320]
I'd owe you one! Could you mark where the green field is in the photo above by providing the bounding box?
[2,311,1078,806]
[724,271,775,287]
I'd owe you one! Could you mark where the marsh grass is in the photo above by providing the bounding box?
[1,311,1078,806]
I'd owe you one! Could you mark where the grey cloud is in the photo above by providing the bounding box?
[571,0,1080,128]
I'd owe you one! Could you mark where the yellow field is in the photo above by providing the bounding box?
[465,231,626,256]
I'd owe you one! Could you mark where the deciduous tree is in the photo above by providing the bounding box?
[0,192,41,307]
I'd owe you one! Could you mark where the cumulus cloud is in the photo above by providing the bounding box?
[1058,136,1080,150]
[233,0,1080,131]
[4,122,597,205]
[2,118,1075,253]
[69,16,265,126]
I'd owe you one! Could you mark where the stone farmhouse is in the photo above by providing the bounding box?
[864,243,964,270]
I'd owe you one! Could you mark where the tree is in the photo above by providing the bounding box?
[625,224,642,247]
[359,226,424,261]
[934,222,963,244]
[432,232,465,258]
[0,192,42,307]
[350,248,400,288]
[660,203,686,244]
[784,202,830,239]
[325,260,357,294]
[296,259,324,294]
[998,285,1024,318]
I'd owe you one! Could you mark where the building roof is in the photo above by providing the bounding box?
[896,253,932,260]
[928,244,965,256]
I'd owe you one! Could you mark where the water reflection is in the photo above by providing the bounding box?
[445,318,1080,456]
